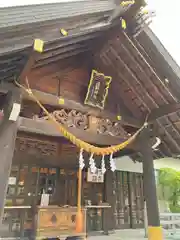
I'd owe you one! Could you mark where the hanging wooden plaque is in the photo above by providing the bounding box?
[87,168,104,183]
[84,70,112,109]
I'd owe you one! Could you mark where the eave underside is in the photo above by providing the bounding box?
[97,29,180,158]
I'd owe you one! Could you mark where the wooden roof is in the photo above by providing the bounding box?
[134,28,180,158]
[135,27,180,99]
[0,0,145,82]
[0,1,114,28]
[0,0,117,82]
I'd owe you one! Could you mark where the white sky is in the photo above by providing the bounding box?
[1,0,179,66]
[148,0,180,65]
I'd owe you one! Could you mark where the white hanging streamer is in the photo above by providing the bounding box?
[110,153,116,172]
[89,153,97,174]
[101,155,106,174]
[79,149,85,169]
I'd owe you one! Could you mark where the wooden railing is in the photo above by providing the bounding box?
[160,213,180,236]
[144,210,180,237]
[144,201,180,238]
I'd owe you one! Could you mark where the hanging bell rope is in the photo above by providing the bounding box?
[76,149,84,233]
[15,78,148,156]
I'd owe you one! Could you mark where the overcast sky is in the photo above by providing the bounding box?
[1,0,179,65]
[148,0,180,65]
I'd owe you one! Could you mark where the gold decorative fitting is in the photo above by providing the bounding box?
[60,28,68,36]
[121,18,127,29]
[58,97,65,105]
[33,39,44,53]
[120,0,135,6]
[117,115,121,121]
[142,9,149,14]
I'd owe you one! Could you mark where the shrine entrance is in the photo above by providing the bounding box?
[1,149,145,239]
[113,171,144,229]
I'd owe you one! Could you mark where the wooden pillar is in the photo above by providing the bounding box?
[139,127,163,240]
[0,86,21,224]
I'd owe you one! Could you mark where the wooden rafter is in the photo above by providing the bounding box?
[134,31,180,101]
[110,39,180,153]
[97,30,180,156]
[127,34,180,155]
[116,33,180,155]
[100,51,143,118]
[157,119,180,153]
[121,32,176,102]
[148,103,180,122]
[117,37,168,107]
[110,45,156,110]
[19,50,39,83]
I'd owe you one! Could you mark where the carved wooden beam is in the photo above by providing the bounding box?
[22,89,142,128]
[18,117,135,147]
[148,102,180,122]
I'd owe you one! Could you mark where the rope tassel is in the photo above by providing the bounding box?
[101,155,106,174]
[79,149,85,169]
[110,153,116,172]
[89,153,97,174]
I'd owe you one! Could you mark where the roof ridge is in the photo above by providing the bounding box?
[0,0,91,9]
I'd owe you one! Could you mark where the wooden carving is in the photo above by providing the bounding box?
[21,101,128,138]
[97,119,128,137]
[34,109,89,130]
[15,137,58,157]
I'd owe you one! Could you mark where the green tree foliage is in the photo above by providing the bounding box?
[158,168,180,212]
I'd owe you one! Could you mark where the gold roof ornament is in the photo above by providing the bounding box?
[33,39,44,53]
[60,28,68,36]
[120,0,135,6]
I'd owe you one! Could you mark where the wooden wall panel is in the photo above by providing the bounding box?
[59,67,90,102]
[25,75,59,95]
[14,133,79,168]
[25,53,91,102]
